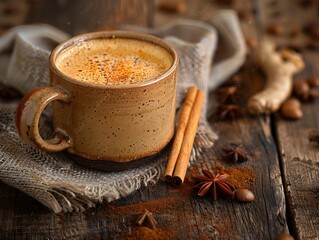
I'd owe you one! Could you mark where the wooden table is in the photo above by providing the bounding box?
[0,0,318,239]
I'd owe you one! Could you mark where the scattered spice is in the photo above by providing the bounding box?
[193,169,235,201]
[222,143,251,163]
[235,189,255,202]
[213,165,256,190]
[120,226,169,240]
[109,198,180,215]
[136,209,157,229]
[216,104,244,120]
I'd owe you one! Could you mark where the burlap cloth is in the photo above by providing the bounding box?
[0,10,246,213]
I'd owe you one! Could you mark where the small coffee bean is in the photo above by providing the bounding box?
[275,233,294,240]
[235,189,254,202]
[307,77,319,87]
[293,80,310,97]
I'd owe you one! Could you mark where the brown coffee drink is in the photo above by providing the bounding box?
[55,37,173,85]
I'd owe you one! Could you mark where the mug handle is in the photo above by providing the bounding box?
[16,87,72,152]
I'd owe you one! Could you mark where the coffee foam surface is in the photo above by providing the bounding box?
[55,37,173,85]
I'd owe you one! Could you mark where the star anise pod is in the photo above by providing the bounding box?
[136,209,157,229]
[193,169,235,201]
[216,104,244,120]
[222,143,250,163]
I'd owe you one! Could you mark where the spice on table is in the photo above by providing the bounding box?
[120,226,169,240]
[193,169,235,201]
[217,104,244,120]
[136,209,157,229]
[222,143,251,163]
[213,165,256,190]
[235,189,255,202]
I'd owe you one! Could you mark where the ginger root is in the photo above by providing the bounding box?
[247,40,304,115]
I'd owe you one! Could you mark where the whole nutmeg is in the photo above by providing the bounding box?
[235,189,255,202]
[293,80,310,97]
[275,233,294,240]
[281,98,303,120]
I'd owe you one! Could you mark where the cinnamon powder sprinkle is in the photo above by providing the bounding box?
[213,165,256,190]
[120,226,171,240]
[109,197,180,215]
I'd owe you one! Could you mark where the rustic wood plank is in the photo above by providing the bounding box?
[257,0,319,239]
[274,52,319,240]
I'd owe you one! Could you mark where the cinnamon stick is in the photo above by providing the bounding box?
[172,89,204,185]
[164,86,198,181]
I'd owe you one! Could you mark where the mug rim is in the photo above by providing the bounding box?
[49,30,178,89]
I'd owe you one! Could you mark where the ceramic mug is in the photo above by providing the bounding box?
[16,30,178,168]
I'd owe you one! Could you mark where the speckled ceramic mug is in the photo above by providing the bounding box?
[16,31,178,168]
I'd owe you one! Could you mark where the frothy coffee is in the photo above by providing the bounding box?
[55,37,173,85]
